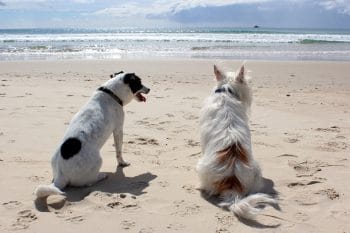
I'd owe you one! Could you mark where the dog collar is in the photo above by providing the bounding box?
[215,87,240,100]
[97,86,123,106]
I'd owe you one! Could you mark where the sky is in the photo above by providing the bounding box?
[0,0,350,29]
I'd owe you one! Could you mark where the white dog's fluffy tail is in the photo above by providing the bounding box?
[34,183,65,198]
[220,193,277,220]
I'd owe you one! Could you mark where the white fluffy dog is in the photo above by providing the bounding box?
[35,71,150,198]
[197,65,276,220]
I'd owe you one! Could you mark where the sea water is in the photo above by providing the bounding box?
[0,28,350,61]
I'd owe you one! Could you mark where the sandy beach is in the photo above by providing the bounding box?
[0,59,349,232]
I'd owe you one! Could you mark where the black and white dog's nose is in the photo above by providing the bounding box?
[144,87,150,94]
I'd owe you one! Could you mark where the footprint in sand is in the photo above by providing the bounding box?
[188,151,201,158]
[294,212,310,222]
[27,175,46,183]
[104,194,138,211]
[287,180,322,188]
[315,126,341,133]
[159,121,172,125]
[215,212,236,233]
[120,220,136,230]
[216,227,230,233]
[129,137,159,146]
[158,181,169,188]
[2,201,22,209]
[318,141,348,152]
[277,154,298,158]
[106,201,122,209]
[11,210,38,230]
[185,139,200,147]
[136,118,150,124]
[294,193,319,206]
[54,209,74,219]
[315,188,340,200]
[251,130,268,136]
[171,200,201,217]
[284,138,300,143]
[139,227,154,233]
[166,223,185,231]
[65,215,85,223]
[184,96,199,101]
[183,113,199,120]
[288,160,323,177]
[182,184,197,194]
[253,141,277,148]
[174,165,193,172]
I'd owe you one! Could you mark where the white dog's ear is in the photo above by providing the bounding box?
[236,65,245,83]
[214,65,225,81]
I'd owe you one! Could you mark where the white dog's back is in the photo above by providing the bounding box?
[197,65,276,220]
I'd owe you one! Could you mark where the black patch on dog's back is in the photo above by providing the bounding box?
[123,73,143,94]
[60,138,82,160]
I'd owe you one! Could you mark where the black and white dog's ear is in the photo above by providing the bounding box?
[123,73,135,84]
[110,71,124,79]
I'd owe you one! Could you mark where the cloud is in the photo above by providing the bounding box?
[0,0,95,10]
[319,0,350,15]
[92,0,273,17]
[72,0,95,3]
[1,0,350,28]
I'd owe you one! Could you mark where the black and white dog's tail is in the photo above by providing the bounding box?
[34,183,65,198]
[220,193,277,220]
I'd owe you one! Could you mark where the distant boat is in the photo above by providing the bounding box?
[253,25,260,28]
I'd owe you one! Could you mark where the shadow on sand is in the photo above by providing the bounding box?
[35,166,157,212]
[201,177,282,229]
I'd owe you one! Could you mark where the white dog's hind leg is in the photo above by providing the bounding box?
[68,150,106,187]
[84,153,107,186]
[113,130,129,167]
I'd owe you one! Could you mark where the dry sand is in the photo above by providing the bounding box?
[0,59,349,232]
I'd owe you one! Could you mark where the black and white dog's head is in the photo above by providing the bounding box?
[122,73,150,102]
[109,71,150,104]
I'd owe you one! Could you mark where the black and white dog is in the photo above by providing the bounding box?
[35,72,150,198]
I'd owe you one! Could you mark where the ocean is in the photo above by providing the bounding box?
[0,28,350,61]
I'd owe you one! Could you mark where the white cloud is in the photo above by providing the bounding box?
[72,0,95,3]
[320,0,350,15]
[1,0,95,9]
[92,0,273,17]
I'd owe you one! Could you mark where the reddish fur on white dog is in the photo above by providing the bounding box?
[197,65,277,220]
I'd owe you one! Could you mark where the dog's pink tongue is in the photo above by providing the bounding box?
[137,93,146,102]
